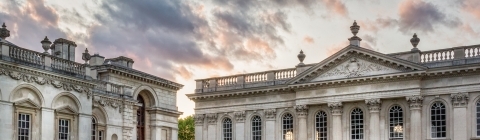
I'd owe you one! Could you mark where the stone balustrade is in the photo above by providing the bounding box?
[93,80,133,98]
[420,48,454,63]
[1,43,91,78]
[195,68,297,93]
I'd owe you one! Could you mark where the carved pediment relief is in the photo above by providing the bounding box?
[53,96,79,112]
[311,57,402,82]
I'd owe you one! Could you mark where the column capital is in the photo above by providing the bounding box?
[194,114,205,125]
[406,95,424,109]
[234,111,246,122]
[206,113,217,124]
[294,105,308,117]
[264,108,277,120]
[365,98,381,112]
[451,92,469,108]
[328,102,343,115]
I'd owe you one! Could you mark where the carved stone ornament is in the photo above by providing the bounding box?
[451,92,469,107]
[406,95,423,109]
[297,50,306,66]
[82,48,92,64]
[410,33,420,49]
[94,96,122,112]
[318,58,391,79]
[294,105,309,117]
[264,109,277,120]
[41,36,52,54]
[365,98,381,112]
[0,22,10,40]
[234,111,246,122]
[194,114,205,125]
[206,113,218,124]
[328,102,343,115]
[0,68,93,98]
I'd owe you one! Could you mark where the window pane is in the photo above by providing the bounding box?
[282,113,294,140]
[223,118,232,140]
[431,102,446,138]
[59,119,70,140]
[351,108,363,140]
[389,106,404,139]
[18,114,31,140]
[315,111,327,140]
[252,116,262,140]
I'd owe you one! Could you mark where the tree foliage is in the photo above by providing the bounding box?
[178,115,195,140]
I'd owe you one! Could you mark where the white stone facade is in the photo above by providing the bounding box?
[188,22,480,140]
[0,23,183,140]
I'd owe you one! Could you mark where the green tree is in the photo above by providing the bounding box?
[178,115,195,140]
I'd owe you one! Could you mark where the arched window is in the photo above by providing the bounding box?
[223,118,233,140]
[351,108,364,140]
[389,106,403,139]
[315,111,328,140]
[431,102,446,138]
[92,118,97,140]
[282,113,294,140]
[477,101,480,136]
[137,96,146,140]
[252,116,262,140]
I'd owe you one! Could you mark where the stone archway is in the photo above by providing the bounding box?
[135,89,157,140]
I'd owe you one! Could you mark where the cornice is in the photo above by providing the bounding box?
[92,64,183,90]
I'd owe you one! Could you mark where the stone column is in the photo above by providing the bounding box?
[234,111,246,140]
[328,102,343,140]
[41,108,55,140]
[0,101,13,140]
[366,99,381,140]
[194,114,205,140]
[78,114,92,140]
[295,105,308,140]
[206,113,217,140]
[406,95,423,140]
[264,109,277,140]
[451,93,468,140]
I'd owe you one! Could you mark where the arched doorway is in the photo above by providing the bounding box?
[136,96,146,140]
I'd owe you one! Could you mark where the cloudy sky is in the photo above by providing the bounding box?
[1,0,479,118]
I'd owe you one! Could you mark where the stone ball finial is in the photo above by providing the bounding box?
[82,48,92,64]
[297,50,306,66]
[410,33,420,48]
[350,20,360,36]
[41,36,52,54]
[0,22,11,40]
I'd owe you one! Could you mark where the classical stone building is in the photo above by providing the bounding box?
[188,21,480,140]
[0,23,183,140]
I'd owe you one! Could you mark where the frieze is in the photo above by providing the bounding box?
[194,114,205,125]
[451,92,468,107]
[234,111,246,122]
[0,68,93,98]
[294,105,308,117]
[406,95,423,109]
[365,98,381,112]
[264,109,277,120]
[94,96,124,113]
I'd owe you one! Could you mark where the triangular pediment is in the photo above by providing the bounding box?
[55,105,78,114]
[14,98,41,108]
[288,46,427,84]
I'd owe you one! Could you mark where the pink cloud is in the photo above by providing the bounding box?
[461,0,480,20]
[303,36,314,44]
[321,0,349,17]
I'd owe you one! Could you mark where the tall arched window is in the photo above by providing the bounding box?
[136,96,146,140]
[252,116,262,140]
[282,113,294,140]
[223,118,233,140]
[92,118,97,140]
[389,106,403,139]
[351,108,364,140]
[431,102,446,138]
[315,111,327,140]
[477,101,480,136]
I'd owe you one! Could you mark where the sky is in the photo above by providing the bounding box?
[1,0,479,118]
